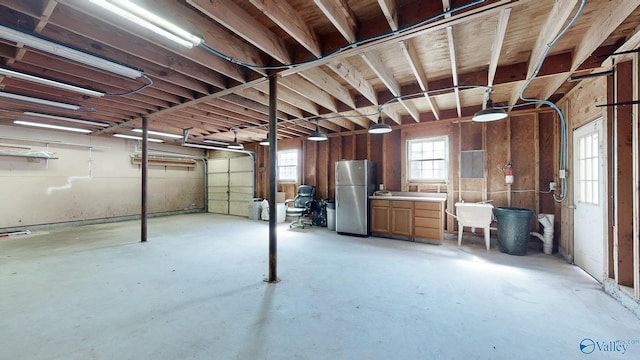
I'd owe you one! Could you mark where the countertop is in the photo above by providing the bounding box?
[369,192,447,202]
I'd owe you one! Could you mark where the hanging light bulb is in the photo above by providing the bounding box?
[259,133,270,146]
[472,98,507,122]
[308,118,327,141]
[368,115,392,134]
[227,131,244,149]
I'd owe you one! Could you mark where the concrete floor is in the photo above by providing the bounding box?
[1,213,639,360]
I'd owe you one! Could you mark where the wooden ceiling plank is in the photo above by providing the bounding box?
[34,0,58,32]
[536,0,640,104]
[377,0,399,31]
[279,74,338,113]
[220,92,289,120]
[398,99,420,122]
[249,0,322,58]
[527,0,580,79]
[328,59,378,107]
[488,7,511,87]
[361,50,400,97]
[279,0,513,78]
[254,81,320,116]
[237,87,305,120]
[312,0,358,43]
[399,40,440,120]
[602,26,640,65]
[52,1,225,91]
[445,26,461,117]
[148,0,266,76]
[187,0,291,64]
[572,0,640,71]
[299,67,356,109]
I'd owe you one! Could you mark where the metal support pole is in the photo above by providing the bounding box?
[267,74,279,283]
[141,115,148,243]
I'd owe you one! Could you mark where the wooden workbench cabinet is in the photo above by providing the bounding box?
[371,198,444,244]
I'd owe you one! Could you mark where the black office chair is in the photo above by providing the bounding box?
[285,185,316,228]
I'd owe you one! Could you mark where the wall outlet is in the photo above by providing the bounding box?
[549,182,557,191]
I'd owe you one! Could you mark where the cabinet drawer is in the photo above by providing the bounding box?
[371,199,390,207]
[414,209,440,219]
[415,217,440,228]
[414,226,441,240]
[414,201,441,210]
[391,200,413,208]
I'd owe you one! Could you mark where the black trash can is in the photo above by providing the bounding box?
[493,207,534,255]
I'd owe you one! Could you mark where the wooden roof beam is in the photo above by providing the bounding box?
[187,0,291,64]
[536,0,640,104]
[488,8,511,88]
[328,59,378,107]
[313,0,358,43]
[249,0,322,58]
[445,26,462,117]
[377,0,399,31]
[399,39,440,120]
[299,67,356,110]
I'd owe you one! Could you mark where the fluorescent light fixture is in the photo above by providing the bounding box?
[0,91,81,110]
[368,115,392,134]
[91,0,203,48]
[113,133,163,143]
[24,111,108,127]
[132,128,182,139]
[14,120,92,133]
[0,67,104,97]
[203,139,229,146]
[472,99,508,122]
[0,24,143,79]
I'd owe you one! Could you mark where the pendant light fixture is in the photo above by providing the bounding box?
[368,115,392,134]
[227,131,244,150]
[259,133,270,146]
[308,118,327,141]
[472,98,507,122]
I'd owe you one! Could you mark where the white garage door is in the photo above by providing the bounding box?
[207,155,254,217]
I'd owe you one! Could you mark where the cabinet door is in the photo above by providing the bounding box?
[371,205,390,234]
[391,207,413,237]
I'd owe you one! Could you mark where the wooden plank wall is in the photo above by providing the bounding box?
[251,110,557,234]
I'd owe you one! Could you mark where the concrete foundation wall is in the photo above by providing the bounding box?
[0,124,206,230]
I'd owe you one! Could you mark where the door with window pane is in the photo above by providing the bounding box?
[573,119,605,282]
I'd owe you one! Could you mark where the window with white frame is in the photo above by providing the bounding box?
[577,132,599,205]
[407,136,449,182]
[278,149,298,182]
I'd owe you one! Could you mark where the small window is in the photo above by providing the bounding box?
[278,149,298,182]
[407,136,448,182]
[577,133,599,205]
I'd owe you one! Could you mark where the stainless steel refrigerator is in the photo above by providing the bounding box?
[335,160,376,236]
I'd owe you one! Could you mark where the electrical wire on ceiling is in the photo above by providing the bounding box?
[103,74,153,96]
[198,0,486,71]
[516,0,587,203]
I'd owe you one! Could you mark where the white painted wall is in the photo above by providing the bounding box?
[0,124,206,229]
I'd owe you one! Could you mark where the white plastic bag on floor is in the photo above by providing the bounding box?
[261,199,269,221]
